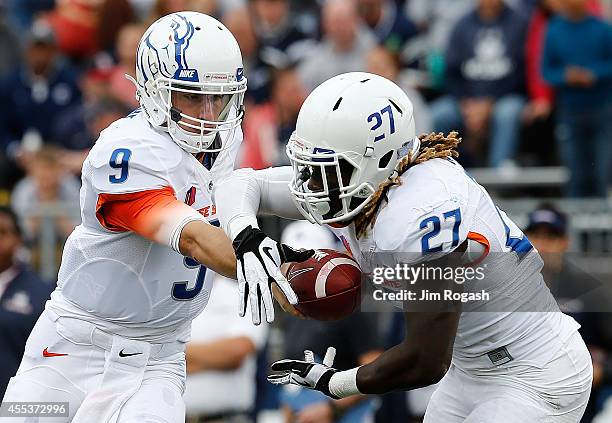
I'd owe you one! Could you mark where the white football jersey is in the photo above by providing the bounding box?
[47,109,241,343]
[331,158,579,371]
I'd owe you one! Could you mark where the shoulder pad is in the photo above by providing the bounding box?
[86,117,185,194]
[373,159,471,255]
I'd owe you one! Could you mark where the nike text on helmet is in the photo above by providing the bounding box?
[129,12,247,153]
[286,72,419,225]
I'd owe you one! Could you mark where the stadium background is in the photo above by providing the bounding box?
[0,0,611,422]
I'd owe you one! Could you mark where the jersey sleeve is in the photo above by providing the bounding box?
[86,136,182,195]
[95,186,207,252]
[86,136,205,251]
[372,160,475,265]
[214,166,302,240]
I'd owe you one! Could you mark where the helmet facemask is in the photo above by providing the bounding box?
[287,136,376,225]
[147,77,245,154]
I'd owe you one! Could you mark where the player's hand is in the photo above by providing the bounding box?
[268,347,339,399]
[233,226,313,324]
[271,282,307,319]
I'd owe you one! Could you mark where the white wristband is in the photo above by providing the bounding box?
[170,214,208,253]
[329,367,361,398]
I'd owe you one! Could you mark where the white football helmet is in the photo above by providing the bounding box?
[287,72,419,225]
[129,12,247,153]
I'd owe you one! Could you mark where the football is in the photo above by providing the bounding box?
[285,249,362,321]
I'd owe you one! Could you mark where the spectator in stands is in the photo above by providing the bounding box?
[11,146,81,247]
[240,65,307,169]
[223,6,259,100]
[52,98,131,168]
[524,0,602,124]
[251,0,314,61]
[403,0,473,90]
[298,0,376,92]
[0,3,21,79]
[279,222,382,423]
[44,0,102,61]
[3,0,54,31]
[525,203,612,421]
[356,0,417,54]
[366,45,432,135]
[0,206,53,398]
[184,274,268,423]
[430,0,528,168]
[0,3,23,190]
[127,0,157,20]
[542,0,612,197]
[145,0,220,26]
[97,0,136,54]
[146,0,196,24]
[0,21,82,154]
[525,0,563,124]
[108,23,144,109]
[246,0,315,103]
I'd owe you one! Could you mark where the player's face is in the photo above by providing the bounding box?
[304,161,354,221]
[171,91,231,133]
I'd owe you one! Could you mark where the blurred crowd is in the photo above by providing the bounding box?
[0,0,612,422]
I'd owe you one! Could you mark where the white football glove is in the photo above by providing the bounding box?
[232,226,313,325]
[268,347,339,398]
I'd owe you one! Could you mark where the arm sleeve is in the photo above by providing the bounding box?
[96,186,207,252]
[214,166,303,240]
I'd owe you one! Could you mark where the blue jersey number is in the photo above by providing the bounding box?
[109,148,132,184]
[420,208,462,253]
[496,207,533,258]
[368,104,396,142]
[171,220,220,300]
[172,257,207,300]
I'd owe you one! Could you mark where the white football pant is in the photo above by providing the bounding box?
[2,310,186,423]
[424,331,592,422]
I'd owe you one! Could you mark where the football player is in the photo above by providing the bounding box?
[215,72,593,422]
[1,12,301,423]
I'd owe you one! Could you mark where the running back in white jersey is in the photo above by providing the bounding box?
[331,157,579,371]
[48,109,241,343]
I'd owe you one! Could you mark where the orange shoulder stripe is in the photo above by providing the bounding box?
[96,187,178,238]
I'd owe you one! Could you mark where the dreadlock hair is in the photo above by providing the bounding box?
[354,131,461,238]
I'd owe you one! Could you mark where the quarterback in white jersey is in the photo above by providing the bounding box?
[1,12,299,423]
[214,73,593,422]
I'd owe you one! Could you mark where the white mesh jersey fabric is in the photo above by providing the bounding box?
[48,111,239,343]
[331,158,579,371]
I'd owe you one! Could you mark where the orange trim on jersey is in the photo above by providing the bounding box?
[96,186,183,240]
[465,231,490,266]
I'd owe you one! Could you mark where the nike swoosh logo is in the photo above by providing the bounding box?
[287,267,314,282]
[262,246,276,264]
[119,349,142,357]
[43,347,68,357]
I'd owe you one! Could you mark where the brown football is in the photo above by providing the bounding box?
[286,249,362,321]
